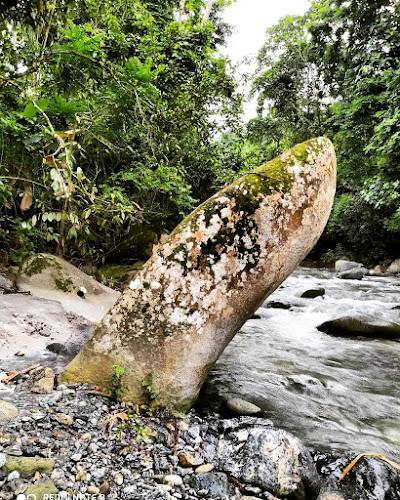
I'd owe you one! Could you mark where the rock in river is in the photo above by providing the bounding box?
[317,315,400,339]
[61,137,337,411]
[226,397,262,416]
[301,288,325,299]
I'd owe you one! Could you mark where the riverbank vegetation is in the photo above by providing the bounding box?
[0,0,399,267]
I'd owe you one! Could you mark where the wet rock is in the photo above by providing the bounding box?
[335,260,368,280]
[265,300,292,310]
[317,315,400,339]
[206,418,320,499]
[301,288,325,299]
[46,342,70,356]
[335,260,364,273]
[226,398,262,416]
[2,456,54,477]
[315,452,400,500]
[17,253,120,322]
[25,480,58,499]
[387,258,400,274]
[30,366,55,394]
[337,268,367,280]
[0,400,18,423]
[190,472,231,498]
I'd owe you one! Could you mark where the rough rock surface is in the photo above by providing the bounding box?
[0,400,18,424]
[334,260,364,273]
[62,138,337,410]
[387,258,400,274]
[317,315,400,338]
[204,417,320,498]
[17,254,120,322]
[315,452,400,500]
[337,268,367,280]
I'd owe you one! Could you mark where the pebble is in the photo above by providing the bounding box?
[165,474,183,486]
[7,470,20,481]
[0,453,6,467]
[87,486,100,494]
[99,481,111,495]
[71,453,82,462]
[195,464,214,474]
[114,472,123,485]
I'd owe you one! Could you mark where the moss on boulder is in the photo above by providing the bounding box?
[17,253,119,322]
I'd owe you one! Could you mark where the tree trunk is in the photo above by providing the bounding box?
[204,0,213,21]
[60,138,336,412]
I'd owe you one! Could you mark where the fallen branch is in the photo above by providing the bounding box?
[1,363,40,384]
[339,452,400,481]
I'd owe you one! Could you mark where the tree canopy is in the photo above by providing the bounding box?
[0,0,240,264]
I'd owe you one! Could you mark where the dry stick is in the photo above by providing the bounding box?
[1,363,41,384]
[339,452,400,481]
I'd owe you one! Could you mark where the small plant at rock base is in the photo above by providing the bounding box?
[109,364,127,400]
[142,371,158,402]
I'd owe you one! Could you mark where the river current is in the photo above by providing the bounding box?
[206,267,400,459]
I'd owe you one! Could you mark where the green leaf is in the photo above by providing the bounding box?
[22,99,51,119]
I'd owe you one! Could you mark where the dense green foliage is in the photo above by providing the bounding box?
[250,0,400,262]
[0,0,240,264]
[1,0,399,267]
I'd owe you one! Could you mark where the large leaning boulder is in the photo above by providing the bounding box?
[61,137,336,411]
[17,254,120,322]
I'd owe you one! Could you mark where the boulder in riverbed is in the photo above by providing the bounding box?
[61,137,337,411]
[335,260,364,273]
[17,254,119,322]
[317,315,400,339]
[335,260,367,279]
[206,418,320,499]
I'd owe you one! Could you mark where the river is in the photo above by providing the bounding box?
[205,267,400,460]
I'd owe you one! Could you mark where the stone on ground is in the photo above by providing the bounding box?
[0,400,18,424]
[17,253,119,322]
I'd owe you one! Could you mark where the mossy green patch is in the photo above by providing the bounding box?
[25,480,58,499]
[21,254,62,277]
[54,276,74,292]
[2,456,54,477]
